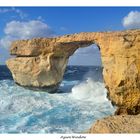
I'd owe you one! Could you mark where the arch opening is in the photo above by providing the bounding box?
[68,44,102,67]
[58,43,115,121]
[60,44,104,93]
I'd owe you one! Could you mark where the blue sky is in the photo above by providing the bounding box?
[0,7,140,65]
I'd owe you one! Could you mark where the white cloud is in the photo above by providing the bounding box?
[0,20,54,49]
[123,11,140,29]
[68,45,102,66]
[75,44,99,55]
[5,20,54,38]
[0,7,27,19]
[0,36,14,50]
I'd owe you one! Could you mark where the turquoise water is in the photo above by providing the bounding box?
[0,66,115,133]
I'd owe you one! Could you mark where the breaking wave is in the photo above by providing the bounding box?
[0,66,115,133]
[70,78,108,102]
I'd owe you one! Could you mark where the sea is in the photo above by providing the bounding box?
[0,65,115,133]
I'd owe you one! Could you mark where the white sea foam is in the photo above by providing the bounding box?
[70,78,107,102]
[65,69,78,74]
[0,75,115,133]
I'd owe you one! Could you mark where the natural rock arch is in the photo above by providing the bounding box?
[6,29,140,114]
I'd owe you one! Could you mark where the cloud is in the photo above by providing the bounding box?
[0,7,27,19]
[0,20,54,49]
[123,11,140,29]
[68,45,101,66]
[75,44,99,55]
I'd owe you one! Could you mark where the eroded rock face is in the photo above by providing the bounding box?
[88,114,140,133]
[6,29,140,113]
[7,40,93,92]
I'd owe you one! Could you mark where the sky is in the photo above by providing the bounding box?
[0,7,140,65]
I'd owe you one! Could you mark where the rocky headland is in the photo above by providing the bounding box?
[6,29,140,133]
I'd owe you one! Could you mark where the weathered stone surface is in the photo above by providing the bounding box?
[7,40,93,92]
[6,29,140,113]
[88,114,140,133]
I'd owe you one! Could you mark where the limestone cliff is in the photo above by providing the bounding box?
[6,29,140,114]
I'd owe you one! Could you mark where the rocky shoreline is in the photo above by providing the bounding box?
[88,114,140,133]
